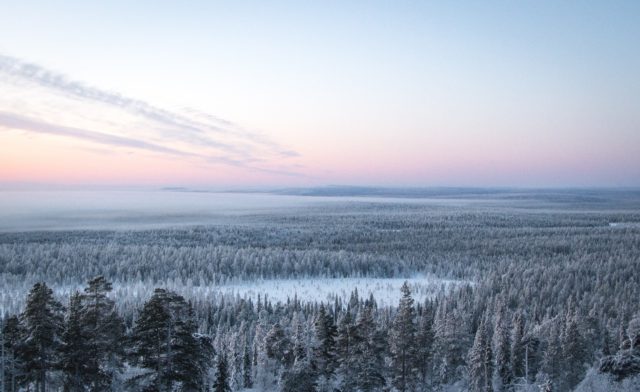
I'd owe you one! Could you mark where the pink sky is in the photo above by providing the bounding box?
[1,2,639,188]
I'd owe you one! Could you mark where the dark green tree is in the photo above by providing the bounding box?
[265,322,292,368]
[562,314,586,389]
[510,311,525,382]
[60,292,88,391]
[313,303,337,385]
[336,311,358,392]
[130,289,207,391]
[354,301,386,392]
[242,343,253,389]
[492,303,512,391]
[415,303,435,385]
[389,282,418,392]
[213,354,231,392]
[79,276,125,391]
[2,315,23,392]
[20,282,64,392]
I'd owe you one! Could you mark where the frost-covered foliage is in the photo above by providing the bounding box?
[1,192,639,391]
[576,368,640,392]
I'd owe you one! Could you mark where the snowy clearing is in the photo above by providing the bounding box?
[1,276,469,315]
[207,276,468,306]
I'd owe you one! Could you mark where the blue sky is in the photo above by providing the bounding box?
[1,1,639,187]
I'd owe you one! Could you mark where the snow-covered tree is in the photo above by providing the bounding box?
[492,302,512,391]
[1,315,22,392]
[129,289,206,390]
[389,282,418,392]
[60,292,88,391]
[562,313,587,389]
[213,354,231,392]
[313,303,337,390]
[20,282,64,392]
[79,276,125,390]
[469,316,493,392]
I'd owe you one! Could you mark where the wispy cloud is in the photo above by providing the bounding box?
[0,53,301,175]
[0,111,303,176]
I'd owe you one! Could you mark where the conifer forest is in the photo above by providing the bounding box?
[1,189,639,391]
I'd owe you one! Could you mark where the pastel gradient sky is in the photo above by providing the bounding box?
[1,1,639,188]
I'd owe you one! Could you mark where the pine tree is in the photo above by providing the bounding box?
[562,313,586,390]
[354,301,386,392]
[253,310,274,390]
[130,289,207,391]
[415,304,435,385]
[541,320,562,387]
[432,297,469,385]
[79,276,125,391]
[469,317,493,392]
[389,282,418,392]
[280,360,317,392]
[242,342,253,389]
[213,354,231,392]
[520,334,540,383]
[336,311,358,392]
[1,315,22,392]
[60,292,88,391]
[291,312,307,365]
[313,303,337,389]
[173,301,209,391]
[265,322,292,368]
[510,311,525,381]
[20,282,64,392]
[492,303,512,392]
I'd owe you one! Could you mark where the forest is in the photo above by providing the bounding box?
[1,192,640,391]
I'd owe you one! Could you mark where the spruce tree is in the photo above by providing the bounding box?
[130,289,207,391]
[280,360,317,392]
[415,303,435,385]
[213,354,231,392]
[79,276,124,391]
[291,312,307,365]
[492,303,512,391]
[242,343,253,389]
[469,317,493,392]
[389,282,418,392]
[265,322,292,368]
[336,311,358,392]
[173,301,209,391]
[520,334,540,383]
[562,313,586,390]
[60,292,88,391]
[510,311,525,381]
[313,303,337,388]
[541,320,562,387]
[20,282,64,392]
[354,300,386,392]
[432,297,468,384]
[1,315,22,392]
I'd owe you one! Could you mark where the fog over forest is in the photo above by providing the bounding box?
[1,189,639,391]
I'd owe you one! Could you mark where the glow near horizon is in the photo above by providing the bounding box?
[0,1,639,188]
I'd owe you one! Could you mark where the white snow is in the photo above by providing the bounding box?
[1,275,469,315]
[175,275,468,307]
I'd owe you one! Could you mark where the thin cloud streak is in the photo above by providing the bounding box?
[0,53,297,159]
[0,112,303,177]
[0,111,306,176]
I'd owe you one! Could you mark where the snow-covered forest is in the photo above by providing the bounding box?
[1,191,640,391]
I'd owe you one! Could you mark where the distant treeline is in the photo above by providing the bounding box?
[1,204,640,390]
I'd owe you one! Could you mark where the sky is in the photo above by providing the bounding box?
[0,1,639,188]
